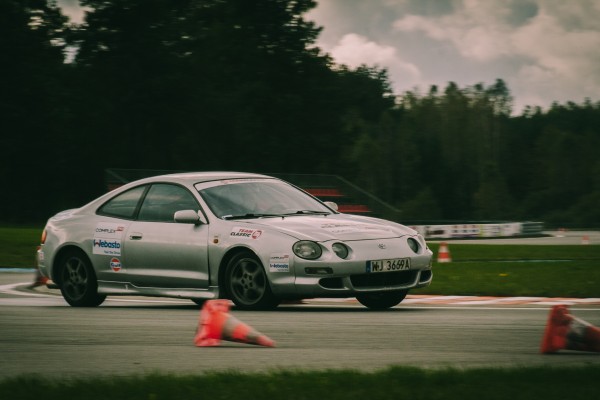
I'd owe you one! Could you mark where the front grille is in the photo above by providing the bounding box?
[350,270,417,289]
[319,277,344,289]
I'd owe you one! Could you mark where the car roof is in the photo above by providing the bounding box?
[148,171,274,185]
[76,172,279,215]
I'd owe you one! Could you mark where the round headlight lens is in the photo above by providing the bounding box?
[293,241,322,260]
[407,237,420,253]
[332,242,349,259]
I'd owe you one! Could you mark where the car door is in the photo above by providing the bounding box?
[123,183,209,289]
[93,185,147,284]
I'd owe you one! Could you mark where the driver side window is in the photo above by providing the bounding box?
[137,184,199,223]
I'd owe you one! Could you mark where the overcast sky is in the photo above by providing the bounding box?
[58,0,600,115]
[307,0,600,114]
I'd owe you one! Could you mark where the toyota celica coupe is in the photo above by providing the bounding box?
[37,172,433,310]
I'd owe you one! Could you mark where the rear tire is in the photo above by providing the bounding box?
[356,290,408,310]
[58,250,106,307]
[224,251,280,310]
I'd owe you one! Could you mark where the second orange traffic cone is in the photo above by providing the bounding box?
[540,304,600,354]
[437,242,452,263]
[194,299,275,347]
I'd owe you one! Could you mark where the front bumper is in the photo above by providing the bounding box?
[293,265,432,297]
[289,237,433,298]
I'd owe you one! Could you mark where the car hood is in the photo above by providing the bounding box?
[244,214,413,241]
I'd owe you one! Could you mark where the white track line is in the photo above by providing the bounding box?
[2,282,600,306]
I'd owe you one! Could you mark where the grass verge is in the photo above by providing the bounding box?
[0,227,42,268]
[413,243,600,297]
[426,242,600,261]
[2,366,599,400]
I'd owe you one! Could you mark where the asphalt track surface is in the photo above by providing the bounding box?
[1,269,600,380]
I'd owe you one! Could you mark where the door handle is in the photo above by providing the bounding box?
[129,233,143,240]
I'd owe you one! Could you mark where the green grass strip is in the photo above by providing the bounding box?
[2,366,599,400]
[414,243,600,297]
[427,243,600,261]
[0,227,42,268]
[414,259,600,297]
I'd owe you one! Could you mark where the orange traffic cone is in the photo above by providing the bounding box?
[540,305,600,354]
[437,242,452,263]
[194,299,275,347]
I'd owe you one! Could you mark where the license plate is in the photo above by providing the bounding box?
[366,258,411,273]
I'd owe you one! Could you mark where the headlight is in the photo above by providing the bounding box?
[332,242,349,259]
[407,237,420,253]
[293,241,322,260]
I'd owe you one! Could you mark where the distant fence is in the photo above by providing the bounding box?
[408,221,544,239]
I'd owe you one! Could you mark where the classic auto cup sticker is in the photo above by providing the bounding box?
[110,257,122,272]
[269,254,290,272]
[230,227,262,239]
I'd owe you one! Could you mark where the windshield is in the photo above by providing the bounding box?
[197,179,333,219]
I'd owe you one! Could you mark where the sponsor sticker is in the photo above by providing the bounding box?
[269,253,290,272]
[94,222,125,239]
[93,239,122,256]
[320,223,391,234]
[37,249,45,263]
[93,223,125,255]
[110,257,122,272]
[230,227,262,239]
[320,223,361,234]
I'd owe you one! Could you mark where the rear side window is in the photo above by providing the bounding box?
[97,186,147,219]
[137,184,199,222]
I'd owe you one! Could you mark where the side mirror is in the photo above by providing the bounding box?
[324,201,338,212]
[174,210,205,225]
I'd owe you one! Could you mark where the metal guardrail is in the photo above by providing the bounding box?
[269,173,402,221]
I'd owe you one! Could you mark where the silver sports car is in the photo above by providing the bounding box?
[37,172,433,310]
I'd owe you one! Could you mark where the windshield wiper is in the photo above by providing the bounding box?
[285,210,330,215]
[222,213,283,220]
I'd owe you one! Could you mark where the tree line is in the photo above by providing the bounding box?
[1,0,599,227]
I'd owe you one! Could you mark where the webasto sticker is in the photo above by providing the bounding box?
[269,254,290,272]
[93,239,122,256]
[93,223,125,255]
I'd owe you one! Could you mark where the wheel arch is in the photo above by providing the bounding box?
[217,246,260,298]
[51,245,92,285]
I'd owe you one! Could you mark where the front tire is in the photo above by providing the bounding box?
[224,251,280,310]
[58,250,106,307]
[356,290,408,310]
